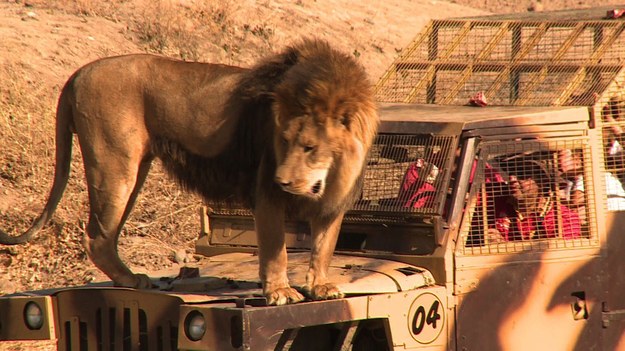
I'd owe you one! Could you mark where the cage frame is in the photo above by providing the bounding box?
[375,6,625,111]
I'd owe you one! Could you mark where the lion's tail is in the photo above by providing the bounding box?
[0,87,73,245]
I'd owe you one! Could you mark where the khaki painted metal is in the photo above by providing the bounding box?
[190,106,617,350]
[373,6,625,351]
[0,296,55,341]
[177,286,447,350]
[53,289,181,351]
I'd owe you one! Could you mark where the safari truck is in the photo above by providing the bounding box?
[5,6,625,351]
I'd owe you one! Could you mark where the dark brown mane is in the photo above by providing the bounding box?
[151,38,373,211]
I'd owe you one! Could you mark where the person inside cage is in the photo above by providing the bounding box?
[489,159,581,242]
[558,148,625,213]
[602,97,625,183]
[397,157,439,208]
[464,157,507,246]
[399,145,507,211]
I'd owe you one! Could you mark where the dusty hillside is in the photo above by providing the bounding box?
[0,0,623,349]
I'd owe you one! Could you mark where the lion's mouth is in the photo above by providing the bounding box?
[278,180,324,198]
[311,180,323,195]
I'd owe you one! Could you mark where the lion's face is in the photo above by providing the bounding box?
[269,40,378,202]
[274,114,342,199]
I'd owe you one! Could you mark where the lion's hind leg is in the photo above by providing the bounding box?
[81,148,154,289]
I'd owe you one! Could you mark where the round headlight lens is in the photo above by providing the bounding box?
[184,311,206,342]
[24,302,44,330]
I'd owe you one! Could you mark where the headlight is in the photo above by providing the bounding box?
[24,301,44,330]
[184,311,206,341]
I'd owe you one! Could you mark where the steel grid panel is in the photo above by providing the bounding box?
[207,134,457,219]
[460,138,601,255]
[376,18,625,107]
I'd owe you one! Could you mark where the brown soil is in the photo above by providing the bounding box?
[0,0,622,349]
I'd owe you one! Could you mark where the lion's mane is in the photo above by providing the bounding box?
[152,38,378,215]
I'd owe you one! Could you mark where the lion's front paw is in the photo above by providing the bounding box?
[265,287,305,305]
[306,283,344,301]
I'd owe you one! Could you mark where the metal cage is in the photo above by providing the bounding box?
[375,14,625,108]
[459,138,600,255]
[351,133,456,216]
[207,133,457,219]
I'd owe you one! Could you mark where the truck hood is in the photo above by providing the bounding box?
[156,252,436,301]
[4,253,435,305]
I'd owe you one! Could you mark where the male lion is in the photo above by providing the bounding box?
[0,38,379,305]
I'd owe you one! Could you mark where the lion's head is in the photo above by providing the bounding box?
[271,39,378,200]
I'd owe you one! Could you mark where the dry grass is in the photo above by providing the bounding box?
[0,340,57,351]
[132,0,240,61]
[0,0,219,293]
[0,62,55,184]
[0,61,86,290]
[26,0,274,63]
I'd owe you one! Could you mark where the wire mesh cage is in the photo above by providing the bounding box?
[601,97,625,188]
[207,133,457,219]
[351,133,457,216]
[375,17,625,107]
[459,138,603,255]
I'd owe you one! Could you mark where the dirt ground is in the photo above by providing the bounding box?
[0,0,622,349]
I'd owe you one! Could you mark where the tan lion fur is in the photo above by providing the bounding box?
[0,38,379,305]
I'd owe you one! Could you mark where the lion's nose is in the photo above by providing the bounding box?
[275,176,292,188]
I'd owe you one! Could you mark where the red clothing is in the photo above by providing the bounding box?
[400,159,503,209]
[399,160,437,208]
[494,199,581,241]
[470,160,505,184]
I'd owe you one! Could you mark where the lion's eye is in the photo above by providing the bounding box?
[340,113,350,127]
[304,145,315,153]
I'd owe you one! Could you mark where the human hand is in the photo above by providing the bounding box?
[487,228,505,243]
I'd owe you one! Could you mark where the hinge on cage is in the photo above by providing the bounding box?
[602,302,625,328]
[433,216,446,245]
[200,206,211,236]
[588,107,596,129]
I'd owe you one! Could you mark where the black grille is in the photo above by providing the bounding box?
[55,289,181,351]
